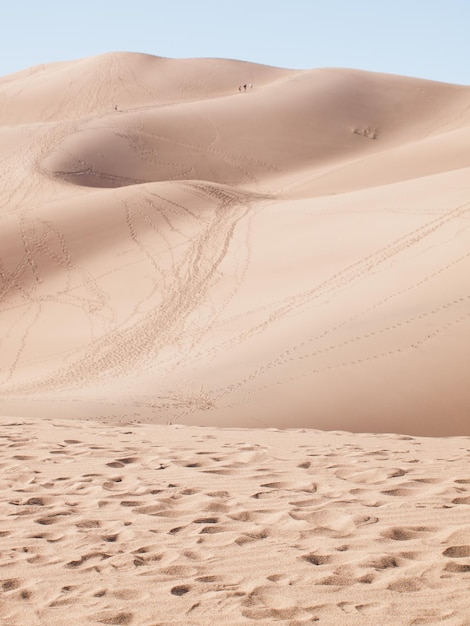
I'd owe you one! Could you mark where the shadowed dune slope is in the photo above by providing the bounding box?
[1,52,470,435]
[42,65,469,188]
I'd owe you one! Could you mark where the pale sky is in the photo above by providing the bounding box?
[1,0,469,85]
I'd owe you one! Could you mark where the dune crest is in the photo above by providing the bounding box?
[1,52,470,435]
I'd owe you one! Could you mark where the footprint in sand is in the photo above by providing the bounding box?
[452,496,470,504]
[2,578,21,591]
[335,467,407,483]
[300,553,334,566]
[444,561,470,572]
[35,512,73,525]
[76,519,101,528]
[365,554,402,570]
[102,476,123,490]
[443,545,470,558]
[261,480,317,493]
[289,509,376,537]
[387,577,423,592]
[241,585,302,621]
[161,564,198,577]
[171,584,191,596]
[235,529,270,545]
[92,610,134,624]
[381,526,435,541]
[65,552,111,569]
[24,496,49,506]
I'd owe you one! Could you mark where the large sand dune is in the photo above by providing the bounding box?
[1,52,470,434]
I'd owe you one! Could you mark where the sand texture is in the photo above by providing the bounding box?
[1,418,470,625]
[1,53,470,624]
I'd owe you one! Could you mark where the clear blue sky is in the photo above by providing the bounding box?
[1,0,469,85]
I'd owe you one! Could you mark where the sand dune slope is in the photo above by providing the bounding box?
[1,53,470,435]
[0,53,290,124]
[1,54,470,626]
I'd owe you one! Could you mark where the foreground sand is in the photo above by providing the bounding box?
[1,417,469,625]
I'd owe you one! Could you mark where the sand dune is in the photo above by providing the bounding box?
[1,52,470,624]
[1,52,470,435]
[40,66,469,189]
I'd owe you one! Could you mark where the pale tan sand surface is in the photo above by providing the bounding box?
[1,417,470,625]
[1,53,470,435]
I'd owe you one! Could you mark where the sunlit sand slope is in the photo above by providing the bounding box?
[1,52,470,435]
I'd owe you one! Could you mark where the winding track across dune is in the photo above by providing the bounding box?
[1,52,470,435]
